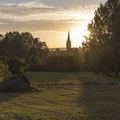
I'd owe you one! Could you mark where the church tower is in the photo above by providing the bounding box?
[66,30,71,52]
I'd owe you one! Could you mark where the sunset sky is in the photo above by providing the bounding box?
[0,0,107,48]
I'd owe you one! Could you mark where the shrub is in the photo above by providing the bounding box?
[7,57,26,75]
[28,55,42,65]
[0,56,8,63]
[0,61,12,79]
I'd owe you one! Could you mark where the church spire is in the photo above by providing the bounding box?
[66,30,71,52]
[68,30,70,41]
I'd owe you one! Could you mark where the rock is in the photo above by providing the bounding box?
[0,74,31,92]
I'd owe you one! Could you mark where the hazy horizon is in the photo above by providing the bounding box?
[0,0,107,48]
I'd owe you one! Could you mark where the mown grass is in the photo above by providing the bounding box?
[0,72,120,120]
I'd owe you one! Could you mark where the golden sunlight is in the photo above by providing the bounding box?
[71,25,90,47]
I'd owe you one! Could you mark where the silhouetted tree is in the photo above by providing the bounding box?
[0,31,26,58]
[0,31,48,62]
[83,0,120,77]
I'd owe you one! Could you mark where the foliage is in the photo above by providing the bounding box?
[28,55,42,65]
[26,54,83,71]
[0,56,8,63]
[0,31,48,60]
[0,61,12,79]
[7,57,26,75]
[0,31,26,58]
[83,0,120,77]
[46,55,82,66]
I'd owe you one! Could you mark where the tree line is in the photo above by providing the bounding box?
[0,31,49,76]
[0,31,48,60]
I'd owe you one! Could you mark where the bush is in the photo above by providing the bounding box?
[0,56,8,63]
[7,57,26,75]
[28,55,42,65]
[0,61,12,79]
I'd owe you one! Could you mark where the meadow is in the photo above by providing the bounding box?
[0,72,120,120]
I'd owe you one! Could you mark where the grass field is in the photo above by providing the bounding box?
[0,72,120,120]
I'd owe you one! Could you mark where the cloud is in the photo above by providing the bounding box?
[17,1,54,8]
[0,0,101,48]
[0,0,97,24]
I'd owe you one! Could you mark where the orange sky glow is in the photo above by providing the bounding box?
[0,0,107,48]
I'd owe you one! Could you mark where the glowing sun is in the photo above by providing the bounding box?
[70,25,90,47]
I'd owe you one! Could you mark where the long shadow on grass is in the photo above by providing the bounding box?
[0,86,39,103]
[78,73,120,120]
[0,92,25,103]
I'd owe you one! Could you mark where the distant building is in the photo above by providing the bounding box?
[48,31,80,57]
[66,30,71,52]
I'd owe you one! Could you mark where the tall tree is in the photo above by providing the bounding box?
[83,0,120,77]
[0,31,26,58]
